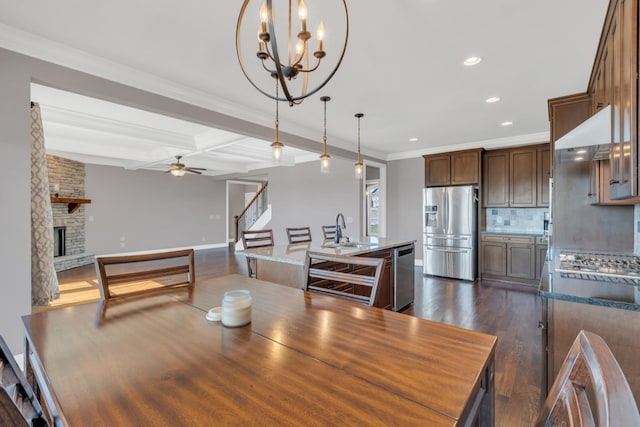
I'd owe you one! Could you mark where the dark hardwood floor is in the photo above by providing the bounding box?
[51,247,543,426]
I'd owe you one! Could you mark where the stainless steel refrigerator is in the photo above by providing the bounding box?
[423,186,477,281]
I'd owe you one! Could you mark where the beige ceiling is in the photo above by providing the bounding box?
[0,0,609,175]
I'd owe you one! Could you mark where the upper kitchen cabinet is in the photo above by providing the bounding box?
[586,0,638,199]
[423,148,483,187]
[482,144,550,208]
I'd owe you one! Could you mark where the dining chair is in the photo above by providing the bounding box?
[304,252,385,307]
[286,227,312,243]
[241,229,275,278]
[321,225,337,240]
[94,249,195,302]
[0,336,48,427]
[535,330,640,427]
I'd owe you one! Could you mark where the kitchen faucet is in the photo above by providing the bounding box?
[334,213,346,244]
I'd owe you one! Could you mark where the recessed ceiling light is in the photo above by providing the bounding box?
[485,97,500,103]
[501,121,513,126]
[409,137,419,142]
[574,157,584,161]
[463,56,482,66]
[576,149,587,154]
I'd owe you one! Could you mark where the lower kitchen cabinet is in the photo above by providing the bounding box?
[358,249,394,310]
[480,234,539,286]
[535,236,549,280]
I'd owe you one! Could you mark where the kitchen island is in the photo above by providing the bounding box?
[538,249,640,409]
[237,237,416,310]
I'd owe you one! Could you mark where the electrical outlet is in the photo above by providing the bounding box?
[215,214,221,220]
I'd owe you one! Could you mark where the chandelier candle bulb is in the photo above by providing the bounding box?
[221,290,252,327]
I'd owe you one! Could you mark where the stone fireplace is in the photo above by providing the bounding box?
[47,155,94,271]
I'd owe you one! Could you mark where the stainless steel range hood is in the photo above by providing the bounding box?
[554,105,610,163]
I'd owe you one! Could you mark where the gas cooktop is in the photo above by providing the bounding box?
[555,251,640,285]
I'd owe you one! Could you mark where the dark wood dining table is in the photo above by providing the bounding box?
[22,274,496,426]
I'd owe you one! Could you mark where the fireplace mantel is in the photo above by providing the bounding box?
[51,197,91,214]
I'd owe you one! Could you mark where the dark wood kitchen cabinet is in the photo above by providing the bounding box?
[583,0,639,199]
[535,236,549,280]
[482,144,549,207]
[510,147,537,207]
[357,248,393,310]
[537,145,551,206]
[480,234,538,286]
[588,159,638,205]
[482,150,509,207]
[424,148,482,187]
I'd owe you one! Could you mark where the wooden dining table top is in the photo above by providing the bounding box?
[22,274,497,426]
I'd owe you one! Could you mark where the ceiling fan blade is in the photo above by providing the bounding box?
[186,169,203,175]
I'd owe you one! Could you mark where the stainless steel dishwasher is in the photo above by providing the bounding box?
[393,243,415,311]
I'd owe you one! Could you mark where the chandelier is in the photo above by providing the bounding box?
[236,0,349,106]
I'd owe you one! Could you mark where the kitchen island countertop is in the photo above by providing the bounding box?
[237,236,417,266]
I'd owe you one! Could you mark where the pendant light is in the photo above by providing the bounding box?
[270,78,284,162]
[319,96,331,173]
[354,113,364,179]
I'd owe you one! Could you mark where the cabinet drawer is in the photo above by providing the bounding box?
[535,235,549,245]
[481,234,535,244]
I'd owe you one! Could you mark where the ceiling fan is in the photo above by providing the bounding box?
[166,156,206,176]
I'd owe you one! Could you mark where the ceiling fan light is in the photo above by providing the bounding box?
[170,168,186,177]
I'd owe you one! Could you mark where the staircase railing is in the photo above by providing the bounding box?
[234,181,269,243]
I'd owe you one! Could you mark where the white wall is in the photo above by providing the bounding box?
[265,158,362,245]
[387,157,424,261]
[85,165,227,255]
[0,49,32,353]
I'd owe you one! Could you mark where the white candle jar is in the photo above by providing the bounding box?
[221,290,252,327]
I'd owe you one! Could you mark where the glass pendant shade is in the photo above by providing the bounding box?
[170,168,186,177]
[271,141,283,162]
[320,154,330,174]
[354,161,363,179]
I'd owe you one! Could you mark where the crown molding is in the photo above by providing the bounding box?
[0,23,274,130]
[386,131,550,161]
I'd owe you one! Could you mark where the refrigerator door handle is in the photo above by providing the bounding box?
[443,190,449,233]
[429,247,469,254]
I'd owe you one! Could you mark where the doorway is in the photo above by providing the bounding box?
[226,180,262,242]
[362,162,386,237]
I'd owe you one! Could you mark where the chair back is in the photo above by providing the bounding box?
[241,229,275,278]
[95,249,195,302]
[321,225,337,240]
[0,336,48,426]
[536,330,640,427]
[241,229,275,249]
[286,227,312,243]
[304,252,384,307]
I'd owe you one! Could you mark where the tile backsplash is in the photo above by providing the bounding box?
[485,208,549,234]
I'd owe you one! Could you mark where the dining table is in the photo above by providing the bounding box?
[22,274,497,426]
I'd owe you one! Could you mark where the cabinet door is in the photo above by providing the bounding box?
[536,145,551,207]
[424,155,450,187]
[450,150,480,185]
[507,243,535,280]
[482,151,509,207]
[510,148,537,207]
[535,245,548,280]
[480,241,507,276]
[610,0,637,199]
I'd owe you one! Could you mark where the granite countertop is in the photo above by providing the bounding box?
[481,230,546,237]
[237,237,416,266]
[539,256,640,312]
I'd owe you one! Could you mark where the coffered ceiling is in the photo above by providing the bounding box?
[0,0,609,176]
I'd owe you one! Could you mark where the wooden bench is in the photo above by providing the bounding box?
[94,249,195,302]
